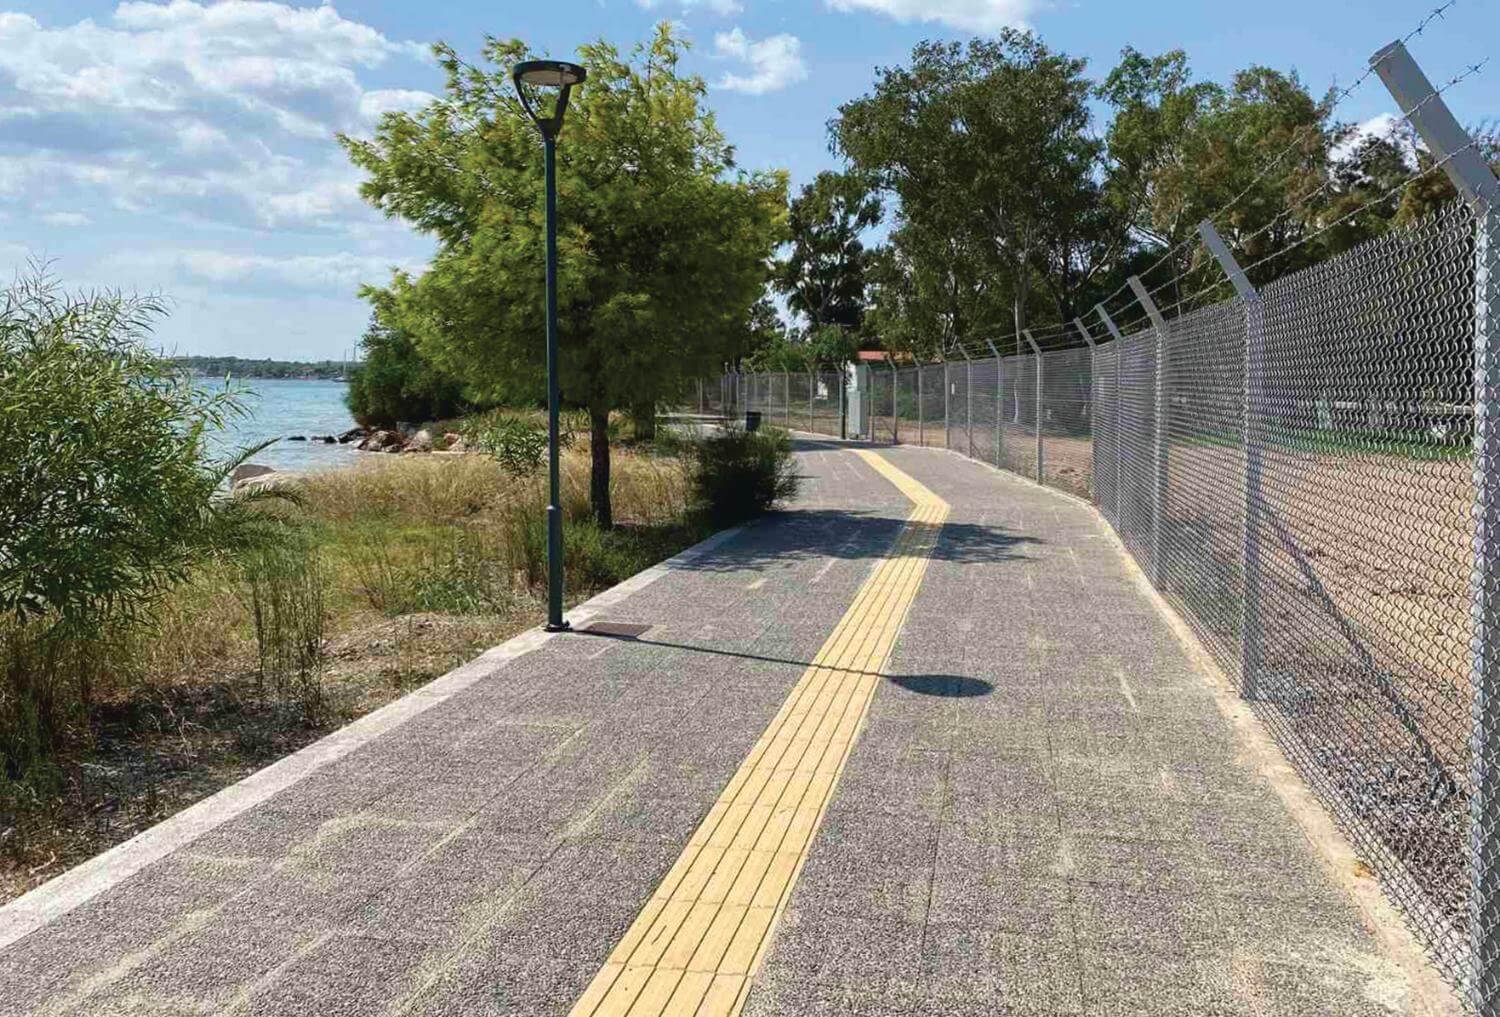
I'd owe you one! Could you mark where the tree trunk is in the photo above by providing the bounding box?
[632,400,656,441]
[589,405,613,530]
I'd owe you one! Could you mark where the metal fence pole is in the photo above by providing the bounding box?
[838,365,846,440]
[887,355,899,444]
[960,345,974,459]
[1128,276,1169,586]
[1372,39,1500,1011]
[1096,304,1125,529]
[1072,319,1096,490]
[918,362,924,447]
[1201,219,1264,701]
[942,353,950,451]
[808,367,815,433]
[1024,331,1043,482]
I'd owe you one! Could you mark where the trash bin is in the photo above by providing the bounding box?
[745,410,762,433]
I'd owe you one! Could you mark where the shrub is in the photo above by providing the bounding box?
[462,412,549,476]
[690,427,800,526]
[0,273,243,633]
[237,535,328,725]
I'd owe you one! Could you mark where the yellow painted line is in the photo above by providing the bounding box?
[570,450,948,1017]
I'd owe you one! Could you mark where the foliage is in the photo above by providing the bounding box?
[461,411,551,476]
[690,427,801,527]
[836,32,1120,345]
[776,171,882,333]
[237,534,328,725]
[342,24,787,529]
[345,307,474,429]
[0,272,256,635]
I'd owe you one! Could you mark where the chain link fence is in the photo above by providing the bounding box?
[699,198,1497,1002]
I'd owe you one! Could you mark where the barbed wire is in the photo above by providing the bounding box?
[1094,1,1462,319]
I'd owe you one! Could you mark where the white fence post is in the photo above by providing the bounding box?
[1373,38,1500,1012]
[1200,219,1264,702]
[1128,276,1169,586]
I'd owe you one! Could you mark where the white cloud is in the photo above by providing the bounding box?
[713,28,807,95]
[1333,113,1416,164]
[104,248,421,292]
[637,0,744,15]
[40,211,91,227]
[825,0,1039,33]
[0,2,434,230]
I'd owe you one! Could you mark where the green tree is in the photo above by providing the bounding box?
[835,32,1118,355]
[342,26,786,527]
[345,305,473,428]
[776,171,881,332]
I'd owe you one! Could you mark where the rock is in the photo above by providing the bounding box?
[234,472,303,495]
[358,429,406,453]
[230,463,276,485]
[287,435,307,441]
[396,421,417,438]
[446,435,466,453]
[313,435,336,444]
[337,427,367,444]
[405,428,434,453]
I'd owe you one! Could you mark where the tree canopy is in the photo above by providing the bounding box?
[342,25,786,526]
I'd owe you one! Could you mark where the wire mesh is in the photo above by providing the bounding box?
[945,360,970,456]
[1041,347,1093,497]
[918,364,945,448]
[1092,344,1120,526]
[788,372,812,433]
[812,371,842,436]
[970,357,1000,467]
[897,367,921,445]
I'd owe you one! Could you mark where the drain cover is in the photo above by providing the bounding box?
[578,621,652,639]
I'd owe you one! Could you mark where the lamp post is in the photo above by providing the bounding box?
[513,58,587,633]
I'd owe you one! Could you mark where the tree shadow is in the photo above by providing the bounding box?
[675,507,1038,574]
[886,674,993,698]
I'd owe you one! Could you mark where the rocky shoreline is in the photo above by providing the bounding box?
[230,425,468,492]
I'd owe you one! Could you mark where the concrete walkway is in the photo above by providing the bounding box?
[0,440,1448,1016]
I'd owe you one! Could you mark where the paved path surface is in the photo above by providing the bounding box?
[0,440,1437,1016]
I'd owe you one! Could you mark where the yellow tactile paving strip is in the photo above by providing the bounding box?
[569,450,949,1017]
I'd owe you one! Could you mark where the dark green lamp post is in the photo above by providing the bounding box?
[512,58,587,632]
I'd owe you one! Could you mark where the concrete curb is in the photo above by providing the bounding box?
[0,522,750,951]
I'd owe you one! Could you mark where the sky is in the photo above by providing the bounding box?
[3,0,1495,361]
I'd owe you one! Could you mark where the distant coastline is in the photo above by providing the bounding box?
[172,355,352,381]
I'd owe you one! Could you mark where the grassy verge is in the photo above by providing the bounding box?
[0,439,705,904]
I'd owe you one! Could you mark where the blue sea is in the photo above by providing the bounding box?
[201,378,360,473]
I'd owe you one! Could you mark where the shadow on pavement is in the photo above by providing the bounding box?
[676,509,1038,574]
[886,674,993,698]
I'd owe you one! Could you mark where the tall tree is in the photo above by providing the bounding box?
[342,26,786,527]
[776,171,881,333]
[834,31,1116,354]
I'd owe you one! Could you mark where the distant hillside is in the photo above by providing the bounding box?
[171,356,350,380]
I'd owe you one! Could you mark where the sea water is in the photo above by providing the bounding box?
[201,378,360,473]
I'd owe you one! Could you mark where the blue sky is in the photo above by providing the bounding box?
[4,0,1495,360]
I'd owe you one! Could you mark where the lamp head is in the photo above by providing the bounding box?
[511,59,587,137]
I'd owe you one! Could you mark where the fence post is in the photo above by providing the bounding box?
[985,339,1003,467]
[959,345,974,459]
[1024,331,1043,482]
[1128,276,1169,586]
[941,352,950,451]
[1373,39,1500,1012]
[887,354,899,444]
[807,367,815,433]
[1096,305,1125,529]
[1200,220,1264,702]
[918,361,924,447]
[1073,319,1097,498]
